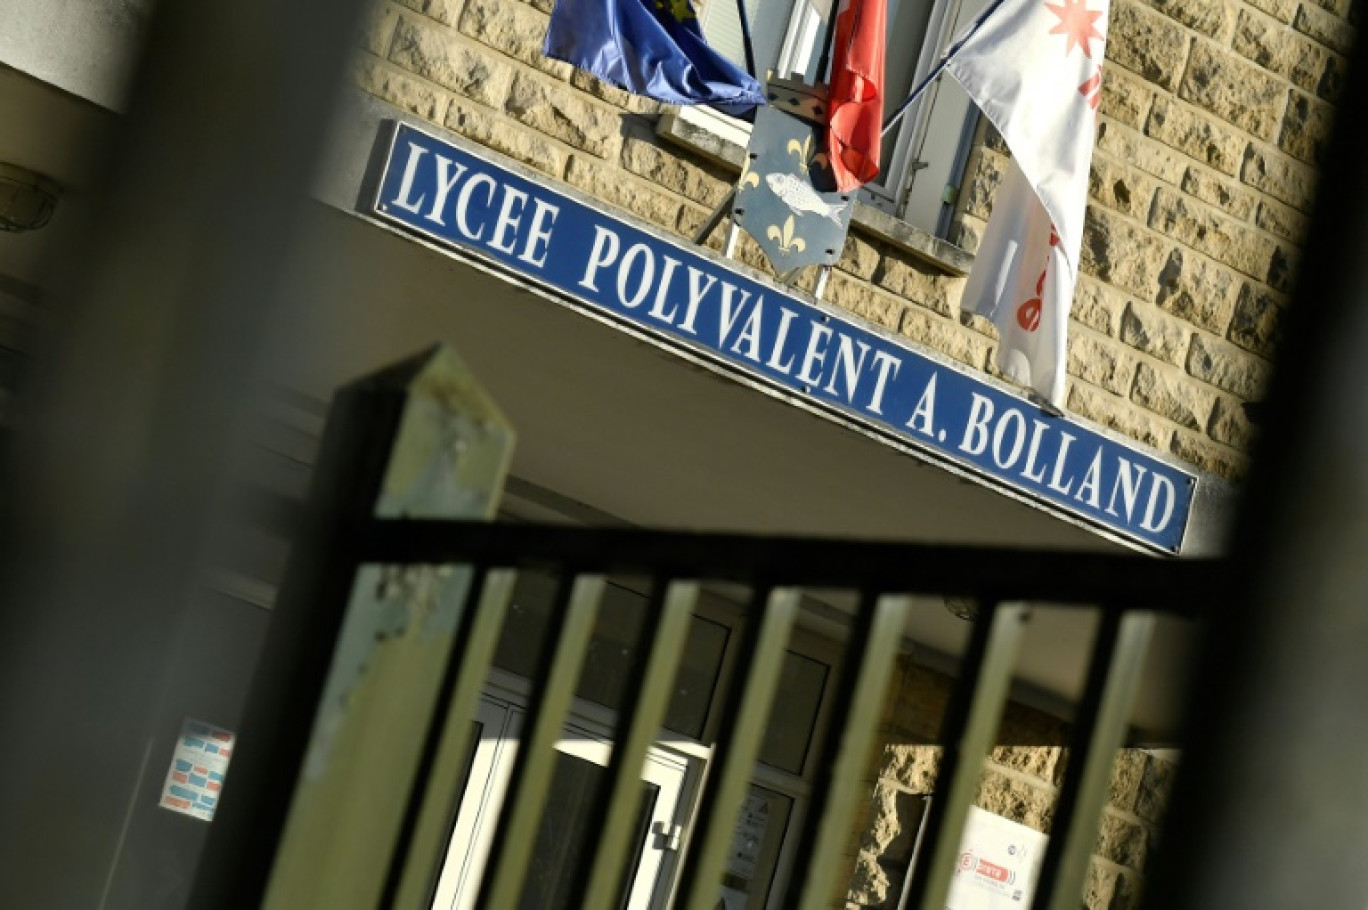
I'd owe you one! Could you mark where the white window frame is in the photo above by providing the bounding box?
[685,0,984,237]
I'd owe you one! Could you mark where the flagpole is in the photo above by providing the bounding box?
[880,0,1009,135]
[733,0,758,78]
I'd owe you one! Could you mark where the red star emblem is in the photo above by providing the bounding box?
[1044,0,1104,58]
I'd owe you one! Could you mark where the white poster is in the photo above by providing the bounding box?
[158,718,235,821]
[946,806,1048,909]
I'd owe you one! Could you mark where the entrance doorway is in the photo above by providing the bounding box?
[430,685,691,909]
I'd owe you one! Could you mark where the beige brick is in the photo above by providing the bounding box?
[1316,50,1349,102]
[1099,66,1157,129]
[1139,0,1235,38]
[1149,187,1281,280]
[1067,384,1172,448]
[1133,360,1216,429]
[1179,40,1289,141]
[880,744,941,792]
[876,256,954,316]
[1233,7,1335,96]
[1172,428,1250,478]
[676,205,724,249]
[1154,247,1238,332]
[1294,1,1358,53]
[975,768,1056,833]
[826,273,907,333]
[1186,331,1273,397]
[444,97,569,176]
[1068,328,1139,395]
[1245,0,1297,22]
[1229,280,1288,356]
[620,137,730,207]
[1279,90,1337,165]
[564,155,682,229]
[1242,141,1319,210]
[1143,97,1246,176]
[1267,242,1300,293]
[1109,750,1147,812]
[392,0,455,19]
[1073,274,1129,336]
[1095,812,1150,869]
[1113,867,1146,910]
[1180,165,1257,220]
[1120,300,1191,364]
[1086,860,1123,910]
[389,16,514,108]
[981,119,1011,155]
[523,0,554,14]
[1090,153,1159,220]
[569,68,662,116]
[505,72,623,158]
[359,1,400,57]
[1307,0,1354,16]
[862,781,923,855]
[961,146,1009,221]
[847,849,891,906]
[354,57,449,122]
[1255,196,1310,243]
[458,0,555,66]
[1079,206,1171,300]
[990,747,1064,784]
[1096,119,1188,183]
[902,307,993,368]
[1108,0,1193,91]
[960,309,999,340]
[951,214,985,255]
[1209,394,1258,448]
[1136,753,1179,824]
[837,233,882,280]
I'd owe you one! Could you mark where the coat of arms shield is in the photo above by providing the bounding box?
[731,79,856,279]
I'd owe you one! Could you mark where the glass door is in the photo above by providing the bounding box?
[431,693,689,910]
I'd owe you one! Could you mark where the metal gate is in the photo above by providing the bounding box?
[177,346,1224,910]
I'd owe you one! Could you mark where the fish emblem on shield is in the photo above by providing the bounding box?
[732,80,856,279]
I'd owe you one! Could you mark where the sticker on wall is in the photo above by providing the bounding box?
[158,718,235,821]
[947,806,1049,908]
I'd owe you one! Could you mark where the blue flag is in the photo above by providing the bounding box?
[543,0,766,108]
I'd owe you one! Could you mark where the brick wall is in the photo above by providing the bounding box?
[349,4,1340,905]
[357,0,1349,485]
[842,656,1180,910]
[950,0,1353,481]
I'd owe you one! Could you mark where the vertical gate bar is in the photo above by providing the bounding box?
[794,593,913,910]
[675,587,801,910]
[575,580,702,908]
[389,568,519,910]
[899,601,1030,910]
[473,573,607,909]
[1033,611,1154,910]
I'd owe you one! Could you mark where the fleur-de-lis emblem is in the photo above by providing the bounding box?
[739,156,760,189]
[767,215,806,254]
[787,135,830,173]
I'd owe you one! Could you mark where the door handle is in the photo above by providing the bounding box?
[652,820,683,852]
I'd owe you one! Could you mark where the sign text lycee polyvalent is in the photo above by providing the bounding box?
[370,122,1196,552]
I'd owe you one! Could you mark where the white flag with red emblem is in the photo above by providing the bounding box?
[946,0,1108,408]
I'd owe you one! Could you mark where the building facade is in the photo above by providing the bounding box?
[0,0,1349,904]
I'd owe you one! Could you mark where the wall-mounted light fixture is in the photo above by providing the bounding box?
[0,163,61,233]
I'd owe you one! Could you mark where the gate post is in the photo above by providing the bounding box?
[190,344,514,910]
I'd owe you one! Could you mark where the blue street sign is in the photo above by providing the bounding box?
[370,122,1196,552]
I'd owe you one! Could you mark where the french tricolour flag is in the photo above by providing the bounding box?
[948,0,1109,408]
